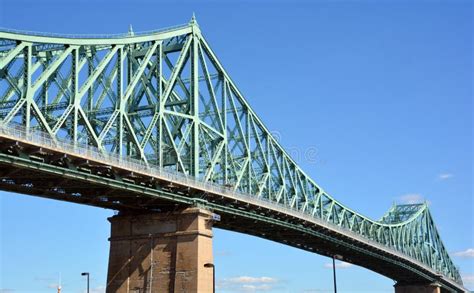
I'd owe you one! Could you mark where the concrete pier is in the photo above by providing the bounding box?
[106,208,214,292]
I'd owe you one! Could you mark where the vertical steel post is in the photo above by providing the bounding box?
[23,45,32,131]
[222,79,228,185]
[191,27,199,176]
[72,48,79,143]
[158,43,163,168]
[117,47,124,157]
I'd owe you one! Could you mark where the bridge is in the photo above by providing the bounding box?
[0,17,466,292]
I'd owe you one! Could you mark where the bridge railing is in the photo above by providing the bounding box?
[0,123,460,287]
[0,123,314,217]
[0,24,189,39]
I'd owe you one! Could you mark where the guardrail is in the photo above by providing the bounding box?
[0,123,313,217]
[0,24,189,39]
[0,123,460,288]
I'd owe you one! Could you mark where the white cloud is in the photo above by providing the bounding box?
[438,173,454,180]
[462,274,474,285]
[228,276,278,284]
[87,285,106,293]
[453,248,474,258]
[0,289,15,293]
[324,261,353,269]
[241,284,274,291]
[47,283,59,289]
[217,276,281,292]
[46,283,104,293]
[398,193,424,204]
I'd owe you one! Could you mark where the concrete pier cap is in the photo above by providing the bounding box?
[394,282,442,293]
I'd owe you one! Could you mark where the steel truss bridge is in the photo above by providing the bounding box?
[0,17,466,292]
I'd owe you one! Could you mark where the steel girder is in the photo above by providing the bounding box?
[0,19,462,285]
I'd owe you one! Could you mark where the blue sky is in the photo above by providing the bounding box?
[0,0,472,292]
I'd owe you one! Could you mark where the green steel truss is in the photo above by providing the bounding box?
[0,18,462,285]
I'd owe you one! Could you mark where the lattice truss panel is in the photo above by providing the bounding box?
[0,23,461,284]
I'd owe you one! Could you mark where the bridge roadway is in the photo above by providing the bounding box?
[0,124,466,292]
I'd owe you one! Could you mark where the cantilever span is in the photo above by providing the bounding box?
[0,18,465,292]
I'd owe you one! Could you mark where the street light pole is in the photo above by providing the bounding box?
[332,256,337,293]
[332,254,343,293]
[81,272,90,293]
[204,263,215,293]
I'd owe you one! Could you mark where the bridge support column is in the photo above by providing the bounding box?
[106,207,214,293]
[394,282,441,293]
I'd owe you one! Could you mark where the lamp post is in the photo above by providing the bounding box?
[204,263,215,293]
[81,272,90,293]
[332,255,343,293]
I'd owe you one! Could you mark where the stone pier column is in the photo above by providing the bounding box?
[106,208,214,293]
[394,282,441,293]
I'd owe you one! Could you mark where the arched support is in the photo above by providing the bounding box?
[106,208,214,292]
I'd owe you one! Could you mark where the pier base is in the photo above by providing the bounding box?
[394,282,441,293]
[106,208,214,293]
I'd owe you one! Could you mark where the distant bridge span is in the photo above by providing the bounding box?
[0,17,466,292]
